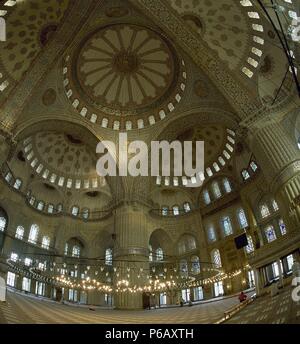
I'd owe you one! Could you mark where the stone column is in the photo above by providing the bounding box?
[45,284,52,299]
[253,268,262,296]
[30,279,36,295]
[0,255,8,301]
[205,285,214,299]
[250,122,300,231]
[0,255,8,280]
[113,204,150,309]
[16,274,23,291]
[277,258,284,286]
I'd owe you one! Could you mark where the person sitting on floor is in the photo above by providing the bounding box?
[238,291,247,303]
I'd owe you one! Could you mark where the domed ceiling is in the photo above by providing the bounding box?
[63,24,186,130]
[257,41,295,106]
[77,24,174,110]
[169,0,265,77]
[177,125,234,166]
[22,132,106,191]
[156,123,236,187]
[0,0,70,94]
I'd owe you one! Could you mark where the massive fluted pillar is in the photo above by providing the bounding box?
[113,204,150,309]
[251,122,300,231]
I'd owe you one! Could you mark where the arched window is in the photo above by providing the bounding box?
[161,206,169,216]
[15,226,24,240]
[82,208,89,219]
[24,257,32,266]
[279,219,286,235]
[29,196,36,206]
[237,209,248,229]
[64,243,69,256]
[42,236,50,250]
[245,235,254,254]
[13,178,22,190]
[28,224,39,244]
[71,206,79,216]
[5,172,12,183]
[137,119,144,129]
[173,205,180,216]
[223,178,232,193]
[183,202,191,212]
[203,190,211,205]
[212,181,222,199]
[242,170,250,180]
[272,199,279,211]
[221,216,233,236]
[191,256,200,274]
[38,262,46,271]
[10,252,18,262]
[260,204,270,218]
[0,216,7,232]
[156,248,164,261]
[105,248,113,265]
[207,226,216,242]
[211,249,222,268]
[57,204,63,213]
[72,245,81,258]
[265,225,276,243]
[48,204,54,214]
[250,161,258,172]
[37,201,45,211]
[149,245,153,262]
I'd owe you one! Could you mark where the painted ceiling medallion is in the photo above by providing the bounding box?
[64,24,186,130]
[77,24,174,113]
[42,88,57,106]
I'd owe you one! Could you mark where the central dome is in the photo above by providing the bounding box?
[76,24,175,113]
[63,24,186,130]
